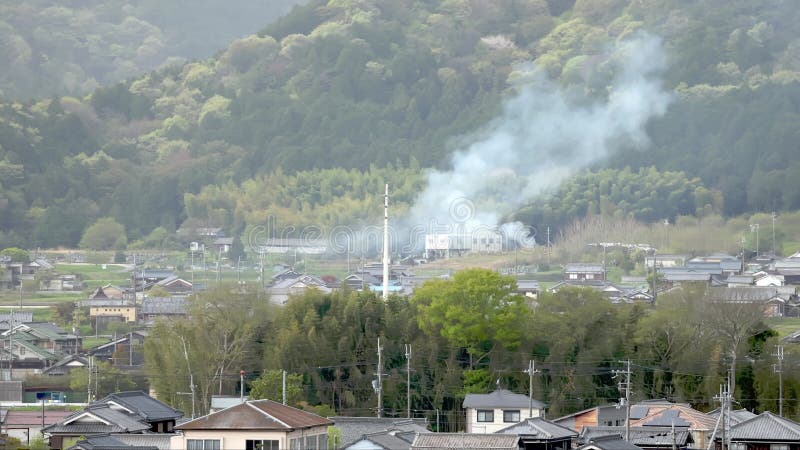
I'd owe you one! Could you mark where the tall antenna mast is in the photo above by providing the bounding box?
[382,184,390,300]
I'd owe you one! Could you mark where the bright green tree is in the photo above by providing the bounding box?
[249,369,303,405]
[411,268,529,368]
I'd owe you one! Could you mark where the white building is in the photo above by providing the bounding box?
[462,389,546,434]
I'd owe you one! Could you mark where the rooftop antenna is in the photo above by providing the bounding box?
[382,184,390,300]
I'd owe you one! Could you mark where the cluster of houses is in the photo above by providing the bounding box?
[5,388,797,450]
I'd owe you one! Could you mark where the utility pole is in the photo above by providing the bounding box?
[282,369,287,405]
[375,338,383,417]
[382,184,390,301]
[708,382,729,450]
[405,344,412,418]
[525,360,540,419]
[613,360,632,441]
[240,370,245,402]
[774,345,784,417]
[750,223,760,256]
[87,356,93,402]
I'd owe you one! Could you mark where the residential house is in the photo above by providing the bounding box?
[563,264,606,281]
[516,280,540,298]
[67,434,159,450]
[83,299,137,331]
[495,417,577,450]
[8,323,82,355]
[580,426,692,449]
[706,408,757,426]
[755,273,785,287]
[150,276,193,296]
[42,355,89,376]
[3,409,74,445]
[87,331,147,367]
[331,416,428,449]
[577,434,643,450]
[133,270,176,290]
[267,274,331,305]
[463,389,546,433]
[0,312,34,332]
[411,433,519,449]
[88,285,127,300]
[171,399,332,450]
[726,275,755,287]
[645,254,689,269]
[627,401,717,449]
[716,411,800,450]
[547,281,654,304]
[258,237,327,255]
[139,297,187,324]
[553,405,627,433]
[212,238,234,254]
[341,430,417,450]
[706,286,798,317]
[43,390,183,450]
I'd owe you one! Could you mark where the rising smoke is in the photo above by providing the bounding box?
[405,33,673,248]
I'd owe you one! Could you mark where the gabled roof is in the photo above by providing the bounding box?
[99,391,183,422]
[332,416,428,447]
[176,399,331,431]
[412,433,519,449]
[495,417,577,439]
[44,405,151,434]
[463,389,546,409]
[581,426,692,446]
[707,408,757,425]
[728,411,800,441]
[42,354,89,374]
[628,401,716,430]
[565,263,605,273]
[350,431,415,450]
[68,434,159,450]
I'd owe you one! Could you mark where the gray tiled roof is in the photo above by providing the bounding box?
[729,411,800,441]
[463,389,546,409]
[495,417,576,439]
[44,405,150,434]
[412,433,519,449]
[140,297,187,315]
[578,434,643,450]
[113,433,176,450]
[581,426,691,446]
[101,391,183,421]
[355,432,414,450]
[332,416,428,447]
[69,434,159,450]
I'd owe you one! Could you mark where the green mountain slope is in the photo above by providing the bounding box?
[1,0,800,247]
[0,0,306,98]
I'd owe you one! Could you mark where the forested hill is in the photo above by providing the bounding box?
[1,0,800,247]
[0,0,306,98]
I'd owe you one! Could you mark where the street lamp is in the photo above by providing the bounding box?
[750,223,760,256]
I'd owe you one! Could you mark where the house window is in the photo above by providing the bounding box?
[246,440,279,450]
[187,439,220,450]
[477,410,494,422]
[568,273,578,279]
[503,410,520,422]
[586,273,594,279]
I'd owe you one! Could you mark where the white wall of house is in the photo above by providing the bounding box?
[171,426,329,450]
[465,406,542,433]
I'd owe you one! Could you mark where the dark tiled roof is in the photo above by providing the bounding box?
[495,417,577,439]
[412,433,519,449]
[332,416,428,447]
[44,406,150,434]
[101,391,183,422]
[729,411,800,441]
[463,389,546,409]
[176,399,331,431]
[581,426,692,446]
[68,434,159,450]
[577,434,643,450]
[355,432,414,450]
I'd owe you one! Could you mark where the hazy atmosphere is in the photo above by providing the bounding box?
[1,1,800,448]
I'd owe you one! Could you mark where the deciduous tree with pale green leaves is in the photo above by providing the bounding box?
[411,268,530,368]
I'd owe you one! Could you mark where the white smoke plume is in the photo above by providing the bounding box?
[406,33,673,247]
